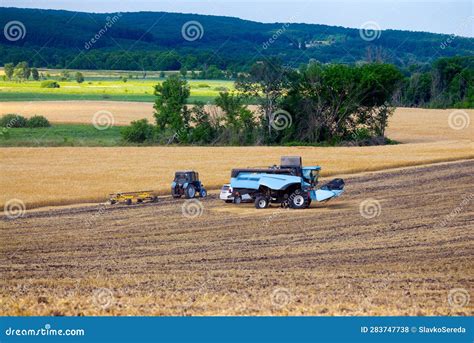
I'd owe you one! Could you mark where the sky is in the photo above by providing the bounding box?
[2,0,473,37]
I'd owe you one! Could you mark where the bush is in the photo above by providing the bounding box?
[121,119,154,143]
[214,86,229,92]
[27,115,51,128]
[40,80,60,88]
[0,114,28,128]
[197,83,210,88]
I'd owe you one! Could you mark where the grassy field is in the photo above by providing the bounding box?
[0,79,234,103]
[0,124,122,147]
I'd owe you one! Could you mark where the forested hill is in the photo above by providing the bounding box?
[1,7,473,71]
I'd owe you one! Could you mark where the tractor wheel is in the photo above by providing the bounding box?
[125,199,132,206]
[233,196,242,205]
[171,186,181,198]
[199,188,207,198]
[289,190,309,209]
[151,196,158,203]
[255,195,269,209]
[185,185,196,199]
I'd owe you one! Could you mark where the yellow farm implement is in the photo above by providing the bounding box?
[108,190,158,205]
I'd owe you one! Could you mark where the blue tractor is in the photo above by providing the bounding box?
[171,171,207,199]
[230,156,344,209]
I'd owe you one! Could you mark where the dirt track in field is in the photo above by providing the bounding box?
[1,160,473,316]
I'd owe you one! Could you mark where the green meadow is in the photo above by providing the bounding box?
[0,70,234,103]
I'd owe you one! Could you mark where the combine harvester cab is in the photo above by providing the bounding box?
[230,156,344,209]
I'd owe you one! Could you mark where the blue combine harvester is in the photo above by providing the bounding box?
[230,156,344,209]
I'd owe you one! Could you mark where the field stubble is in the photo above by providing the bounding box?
[1,161,472,315]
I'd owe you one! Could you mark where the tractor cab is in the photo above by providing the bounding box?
[174,171,199,185]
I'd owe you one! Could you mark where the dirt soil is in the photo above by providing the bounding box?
[1,160,472,316]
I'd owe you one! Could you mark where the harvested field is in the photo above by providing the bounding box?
[1,161,472,316]
[1,141,473,209]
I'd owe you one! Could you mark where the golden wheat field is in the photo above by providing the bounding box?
[0,140,472,209]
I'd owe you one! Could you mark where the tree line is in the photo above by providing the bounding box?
[121,59,404,146]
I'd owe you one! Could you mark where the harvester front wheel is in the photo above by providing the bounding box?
[289,190,309,209]
[255,195,269,209]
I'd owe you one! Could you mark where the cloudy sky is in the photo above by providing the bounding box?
[2,0,473,37]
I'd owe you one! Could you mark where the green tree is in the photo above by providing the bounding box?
[14,61,30,82]
[153,75,190,135]
[237,58,287,139]
[4,63,14,80]
[31,67,40,81]
[75,72,85,83]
